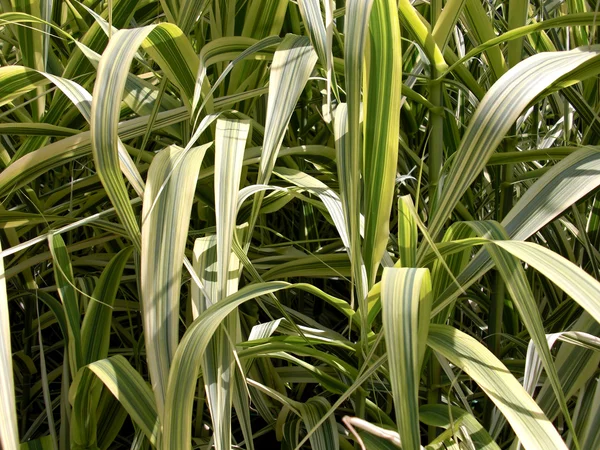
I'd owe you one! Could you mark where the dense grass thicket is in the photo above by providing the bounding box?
[0,0,600,449]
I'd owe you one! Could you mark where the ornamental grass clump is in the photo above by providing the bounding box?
[0,0,599,449]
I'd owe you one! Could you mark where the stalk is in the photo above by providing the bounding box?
[429,0,444,214]
[428,79,444,209]
[427,0,444,442]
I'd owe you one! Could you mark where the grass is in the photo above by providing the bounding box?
[0,0,600,449]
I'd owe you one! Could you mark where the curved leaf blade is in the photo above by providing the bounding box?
[428,325,567,450]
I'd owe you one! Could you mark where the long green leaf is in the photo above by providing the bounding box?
[0,66,49,107]
[69,247,133,449]
[80,247,133,364]
[398,0,447,72]
[49,234,82,374]
[462,0,507,80]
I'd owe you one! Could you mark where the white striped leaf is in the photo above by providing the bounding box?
[428,220,584,440]
[334,104,368,310]
[0,66,145,197]
[433,147,600,310]
[298,397,339,450]
[193,36,280,121]
[295,353,389,448]
[0,66,49,107]
[191,236,218,317]
[297,0,327,78]
[164,282,288,450]
[273,167,350,250]
[298,0,338,114]
[537,313,600,421]
[428,325,567,450]
[248,35,318,238]
[342,0,374,320]
[0,241,18,450]
[342,416,401,449]
[0,106,189,198]
[4,0,139,160]
[446,13,600,74]
[140,143,210,418]
[87,355,159,446]
[362,0,402,286]
[494,240,600,325]
[397,195,418,268]
[0,123,78,137]
[91,24,199,247]
[13,0,45,119]
[478,229,579,445]
[429,46,600,240]
[382,268,432,450]
[202,119,250,450]
[214,119,249,299]
[163,281,357,449]
[420,404,500,450]
[524,331,600,405]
